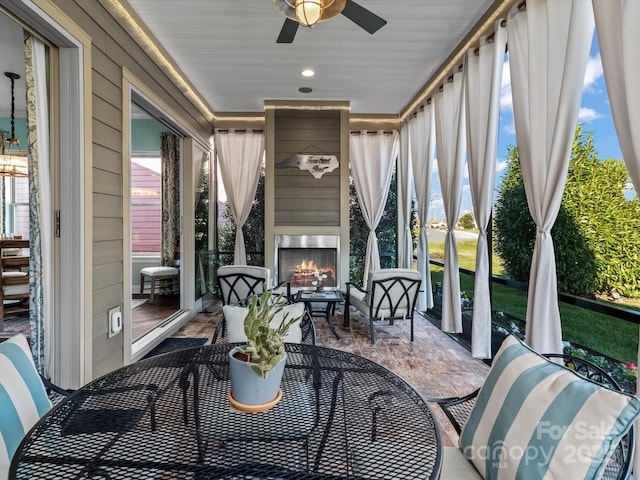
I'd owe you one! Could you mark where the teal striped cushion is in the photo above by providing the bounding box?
[459,335,640,480]
[0,334,52,471]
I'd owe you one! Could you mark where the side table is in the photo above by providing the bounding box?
[293,289,344,339]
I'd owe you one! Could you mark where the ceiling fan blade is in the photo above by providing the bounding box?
[341,0,387,34]
[277,18,299,43]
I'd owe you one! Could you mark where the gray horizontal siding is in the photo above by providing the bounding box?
[274,111,341,226]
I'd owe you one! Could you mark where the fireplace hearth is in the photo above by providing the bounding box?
[275,235,339,289]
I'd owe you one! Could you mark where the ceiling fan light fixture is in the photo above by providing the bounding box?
[284,0,336,27]
[296,0,321,26]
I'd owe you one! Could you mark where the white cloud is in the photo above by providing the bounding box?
[499,54,603,111]
[578,107,601,122]
[500,59,512,111]
[583,54,603,91]
[462,184,471,192]
[503,122,516,135]
[495,159,508,173]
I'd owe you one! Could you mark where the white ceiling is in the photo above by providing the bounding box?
[1,1,502,118]
[126,0,500,116]
[0,13,26,117]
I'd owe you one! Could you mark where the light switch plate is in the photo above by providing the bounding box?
[108,306,122,338]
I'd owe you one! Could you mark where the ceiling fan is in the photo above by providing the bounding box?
[273,0,387,44]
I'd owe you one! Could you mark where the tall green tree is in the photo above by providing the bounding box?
[458,212,475,230]
[494,125,640,297]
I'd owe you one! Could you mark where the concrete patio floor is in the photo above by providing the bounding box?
[174,303,490,447]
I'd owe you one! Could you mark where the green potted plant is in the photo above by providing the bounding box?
[228,288,302,411]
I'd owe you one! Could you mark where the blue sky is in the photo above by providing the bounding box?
[428,32,622,220]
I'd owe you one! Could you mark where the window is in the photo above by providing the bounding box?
[131,156,161,253]
[2,176,29,239]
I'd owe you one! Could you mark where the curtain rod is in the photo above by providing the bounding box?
[473,19,507,55]
[215,129,264,134]
[350,130,395,135]
[409,14,509,119]
[401,0,520,122]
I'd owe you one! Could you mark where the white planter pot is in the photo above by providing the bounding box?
[228,347,286,409]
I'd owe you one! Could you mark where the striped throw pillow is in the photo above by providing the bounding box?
[459,335,640,480]
[0,334,52,471]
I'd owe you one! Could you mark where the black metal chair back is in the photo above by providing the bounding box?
[345,268,422,344]
[216,266,271,306]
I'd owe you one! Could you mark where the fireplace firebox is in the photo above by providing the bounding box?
[275,235,339,289]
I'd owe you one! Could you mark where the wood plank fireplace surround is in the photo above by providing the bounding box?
[263,104,348,290]
[262,102,399,291]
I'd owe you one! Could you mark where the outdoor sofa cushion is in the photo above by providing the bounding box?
[0,334,52,475]
[223,302,304,344]
[459,335,640,480]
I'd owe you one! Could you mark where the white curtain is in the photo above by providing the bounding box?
[215,130,264,265]
[350,130,399,286]
[508,0,594,354]
[409,106,436,310]
[594,0,640,195]
[434,71,467,333]
[397,124,413,270]
[592,0,640,473]
[464,19,507,359]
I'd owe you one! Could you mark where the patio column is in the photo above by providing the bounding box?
[434,70,467,333]
[464,19,507,358]
[592,0,640,473]
[508,0,594,354]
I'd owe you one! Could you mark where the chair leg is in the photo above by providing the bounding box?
[370,318,375,344]
[410,315,414,342]
[149,277,156,304]
[140,274,145,296]
[343,297,351,328]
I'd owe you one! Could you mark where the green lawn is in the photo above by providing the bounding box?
[428,239,639,363]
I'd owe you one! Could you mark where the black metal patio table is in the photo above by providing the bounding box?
[293,290,345,339]
[10,343,442,479]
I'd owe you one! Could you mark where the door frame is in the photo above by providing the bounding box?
[123,70,206,362]
[0,0,93,388]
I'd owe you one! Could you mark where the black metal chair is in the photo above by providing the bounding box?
[344,268,422,344]
[427,354,635,480]
[215,265,297,339]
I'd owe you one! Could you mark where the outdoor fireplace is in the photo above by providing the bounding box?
[275,235,339,289]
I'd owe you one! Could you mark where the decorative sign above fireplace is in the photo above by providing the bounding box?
[275,154,339,179]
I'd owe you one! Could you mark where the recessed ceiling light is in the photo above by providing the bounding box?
[301,69,315,77]
[299,87,313,93]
